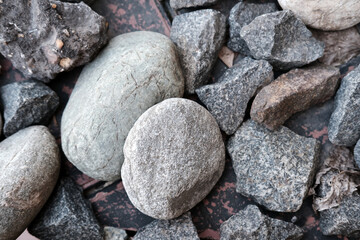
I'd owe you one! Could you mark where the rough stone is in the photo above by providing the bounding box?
[28,177,103,240]
[240,10,324,70]
[196,57,273,135]
[122,98,225,219]
[220,205,304,240]
[104,226,128,240]
[0,126,60,240]
[134,212,199,240]
[227,120,320,212]
[0,80,59,137]
[61,31,184,181]
[251,64,340,130]
[355,140,360,168]
[0,0,107,81]
[170,0,218,10]
[170,9,226,93]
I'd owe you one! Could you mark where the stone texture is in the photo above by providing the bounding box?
[61,31,184,181]
[251,64,340,130]
[0,80,59,137]
[220,205,304,240]
[28,177,103,240]
[355,140,360,168]
[227,120,320,212]
[0,126,60,240]
[134,212,199,240]
[104,226,128,240]
[196,57,273,135]
[0,0,107,81]
[170,0,218,10]
[170,9,226,93]
[122,98,225,219]
[240,10,324,70]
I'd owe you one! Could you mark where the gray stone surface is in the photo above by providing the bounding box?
[196,57,273,135]
[220,205,304,240]
[355,140,360,168]
[122,98,225,219]
[61,31,184,181]
[134,212,199,240]
[28,177,103,240]
[0,126,60,240]
[0,80,59,137]
[170,0,218,10]
[240,10,324,70]
[227,120,320,212]
[104,226,128,240]
[170,9,226,93]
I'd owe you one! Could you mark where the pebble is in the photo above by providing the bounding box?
[170,0,218,10]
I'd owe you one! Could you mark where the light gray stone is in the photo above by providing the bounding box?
[104,226,128,240]
[170,0,218,10]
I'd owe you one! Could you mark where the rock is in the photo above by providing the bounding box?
[227,120,320,212]
[170,9,226,93]
[278,0,360,31]
[134,212,199,240]
[170,0,218,10]
[328,65,360,146]
[0,126,60,240]
[0,80,59,137]
[355,140,360,168]
[104,226,128,240]
[228,1,278,55]
[220,205,304,240]
[61,31,184,181]
[196,57,273,135]
[251,64,340,130]
[240,10,324,70]
[0,0,107,81]
[122,98,225,219]
[28,177,103,240]
[61,0,95,5]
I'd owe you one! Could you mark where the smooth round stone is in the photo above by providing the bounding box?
[122,98,225,219]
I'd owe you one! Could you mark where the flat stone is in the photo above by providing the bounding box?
[0,126,60,240]
[251,64,340,130]
[170,0,218,10]
[220,205,304,240]
[240,10,324,70]
[0,80,59,137]
[170,9,226,93]
[227,120,320,212]
[61,31,184,181]
[196,57,273,135]
[104,226,128,240]
[0,0,107,81]
[122,98,225,219]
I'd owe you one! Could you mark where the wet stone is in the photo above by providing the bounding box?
[170,0,218,10]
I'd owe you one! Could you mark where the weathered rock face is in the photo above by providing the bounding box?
[196,57,273,135]
[227,120,320,212]
[170,9,226,93]
[122,98,225,219]
[104,226,128,240]
[0,126,60,240]
[241,10,324,70]
[0,80,59,137]
[220,205,304,240]
[61,31,184,181]
[0,0,107,81]
[170,0,218,10]
[251,64,340,130]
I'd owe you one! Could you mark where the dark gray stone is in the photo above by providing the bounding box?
[170,0,218,10]
[355,140,360,168]
[104,226,128,240]
[196,57,273,135]
[240,10,324,70]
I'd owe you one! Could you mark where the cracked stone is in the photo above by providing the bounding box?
[104,226,128,240]
[170,0,218,10]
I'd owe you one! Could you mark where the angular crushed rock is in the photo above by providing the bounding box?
[227,120,320,212]
[170,0,218,10]
[240,10,324,70]
[104,226,128,240]
[196,57,273,135]
[170,9,226,93]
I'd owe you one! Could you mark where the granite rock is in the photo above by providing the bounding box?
[170,9,226,93]
[170,0,218,10]
[355,140,360,168]
[240,10,324,70]
[61,31,184,181]
[196,57,273,135]
[104,226,128,240]
[0,126,60,240]
[122,98,225,219]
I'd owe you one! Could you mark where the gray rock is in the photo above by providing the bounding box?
[61,0,95,5]
[196,57,273,135]
[355,140,360,168]
[0,0,107,81]
[170,0,218,10]
[28,177,103,240]
[240,10,324,70]
[170,9,226,93]
[134,212,199,240]
[227,120,320,212]
[61,31,184,181]
[0,126,60,240]
[220,205,304,240]
[0,80,59,137]
[122,98,225,219]
[104,226,128,240]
